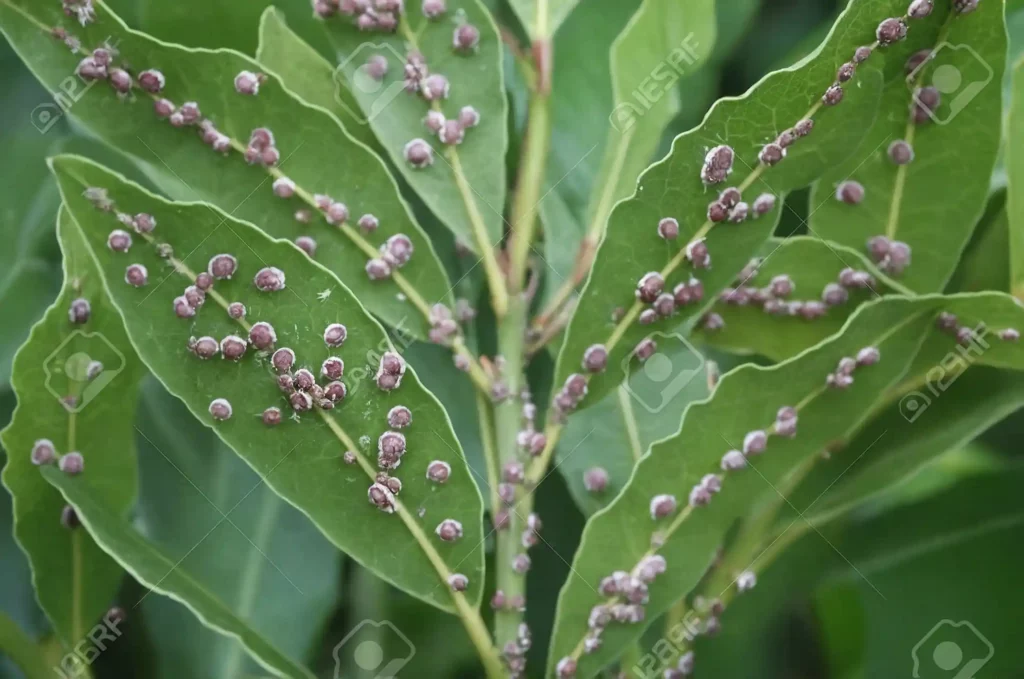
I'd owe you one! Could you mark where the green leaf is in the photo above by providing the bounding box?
[0,612,50,679]
[945,189,1010,293]
[588,0,717,242]
[51,154,486,615]
[322,0,508,255]
[537,0,720,309]
[0,0,453,340]
[554,342,711,516]
[39,465,316,679]
[792,302,1024,524]
[507,0,580,39]
[0,209,145,646]
[546,294,1024,676]
[133,379,342,679]
[815,469,1024,679]
[550,0,893,414]
[255,7,379,152]
[696,236,905,362]
[1009,56,1024,297]
[131,0,330,56]
[809,1,1005,293]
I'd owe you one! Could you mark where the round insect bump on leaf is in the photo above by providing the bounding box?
[356,214,379,235]
[234,70,261,94]
[173,296,195,319]
[324,381,347,403]
[270,348,295,374]
[137,68,165,93]
[384,234,414,267]
[152,96,176,120]
[743,430,767,455]
[836,61,856,83]
[292,368,315,392]
[728,202,749,223]
[365,257,392,281]
[777,128,797,148]
[401,137,434,168]
[132,213,156,234]
[270,176,296,199]
[124,264,148,287]
[654,293,675,317]
[856,346,881,366]
[630,338,656,363]
[288,390,312,413]
[998,328,1020,342]
[59,451,84,475]
[220,335,248,361]
[447,573,469,592]
[635,271,665,303]
[453,23,480,52]
[59,503,80,529]
[426,460,451,483]
[191,336,219,360]
[686,239,710,268]
[822,83,844,106]
[364,54,389,80]
[387,405,412,429]
[322,323,347,348]
[318,357,344,382]
[106,229,132,253]
[887,139,914,165]
[421,0,446,17]
[583,466,609,493]
[650,493,677,519]
[254,267,286,292]
[701,473,723,494]
[835,180,865,205]
[876,17,908,45]
[67,297,91,325]
[744,194,775,219]
[582,344,608,372]
[793,119,814,138]
[707,201,729,223]
[325,201,349,225]
[689,484,712,507]
[702,312,725,332]
[556,657,577,678]
[914,85,941,114]
[459,105,481,128]
[108,67,132,94]
[341,451,357,466]
[759,142,785,166]
[289,235,316,258]
[436,518,463,542]
[178,101,200,125]
[657,217,680,240]
[261,407,282,426]
[247,322,276,351]
[181,285,205,310]
[511,553,531,574]
[423,110,446,134]
[368,482,396,513]
[31,439,57,466]
[503,461,525,485]
[769,274,794,298]
[954,0,979,14]
[421,74,450,101]
[736,570,757,592]
[721,449,747,471]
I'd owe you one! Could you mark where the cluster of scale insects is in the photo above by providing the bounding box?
[314,0,485,168]
[84,184,478,585]
[41,0,1007,675]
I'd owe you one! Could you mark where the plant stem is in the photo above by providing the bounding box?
[508,52,552,295]
[0,613,50,679]
[493,295,529,648]
[477,391,502,518]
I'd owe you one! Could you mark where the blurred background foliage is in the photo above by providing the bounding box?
[2,0,1024,677]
